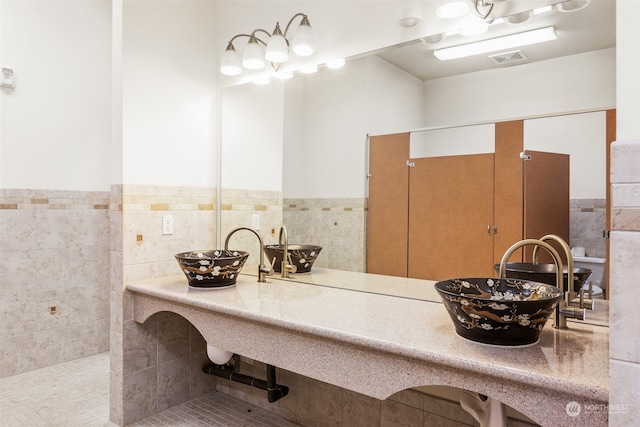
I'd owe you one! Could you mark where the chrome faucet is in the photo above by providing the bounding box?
[278,225,297,278]
[224,227,272,282]
[499,238,583,329]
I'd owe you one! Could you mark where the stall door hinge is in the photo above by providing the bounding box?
[603,230,610,238]
[520,152,532,161]
[407,160,415,168]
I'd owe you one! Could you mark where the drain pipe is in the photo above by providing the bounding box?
[203,360,289,403]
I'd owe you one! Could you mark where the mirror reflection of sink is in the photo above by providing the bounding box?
[264,244,322,273]
[494,262,592,293]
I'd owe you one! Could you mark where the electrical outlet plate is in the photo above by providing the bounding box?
[162,215,174,235]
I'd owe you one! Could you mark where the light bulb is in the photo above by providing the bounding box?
[242,36,265,70]
[265,23,289,63]
[220,44,242,76]
[291,17,315,57]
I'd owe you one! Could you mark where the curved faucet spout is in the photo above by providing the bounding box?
[224,227,271,282]
[532,234,594,311]
[531,234,574,295]
[499,239,563,291]
[499,238,584,329]
[278,225,297,278]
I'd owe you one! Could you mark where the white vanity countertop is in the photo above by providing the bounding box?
[127,268,609,426]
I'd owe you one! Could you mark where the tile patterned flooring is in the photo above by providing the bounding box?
[0,352,300,427]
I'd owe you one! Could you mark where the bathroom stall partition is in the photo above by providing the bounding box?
[367,121,570,280]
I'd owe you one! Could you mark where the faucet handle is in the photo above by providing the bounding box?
[285,254,297,273]
[261,263,274,276]
[566,285,595,310]
[257,263,274,282]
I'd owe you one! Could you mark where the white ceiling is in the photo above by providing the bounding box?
[375,0,616,81]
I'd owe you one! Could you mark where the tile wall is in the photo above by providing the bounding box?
[284,198,366,272]
[110,184,219,426]
[0,189,110,378]
[609,140,640,426]
[570,198,607,258]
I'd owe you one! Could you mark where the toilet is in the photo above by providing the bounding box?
[572,255,606,299]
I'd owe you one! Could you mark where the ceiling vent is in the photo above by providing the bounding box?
[489,50,528,65]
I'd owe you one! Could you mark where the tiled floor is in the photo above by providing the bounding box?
[0,352,300,427]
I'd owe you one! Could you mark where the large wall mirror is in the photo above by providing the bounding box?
[219,0,615,287]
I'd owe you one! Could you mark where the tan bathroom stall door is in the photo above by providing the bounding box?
[367,133,410,276]
[407,154,495,280]
[522,150,570,263]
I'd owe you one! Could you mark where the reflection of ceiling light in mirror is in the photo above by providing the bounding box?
[460,19,489,36]
[242,36,266,70]
[504,10,532,24]
[434,26,557,60]
[253,76,271,85]
[556,0,590,12]
[422,33,445,44]
[326,58,346,69]
[437,2,469,19]
[397,16,423,28]
[274,70,294,80]
[299,64,318,74]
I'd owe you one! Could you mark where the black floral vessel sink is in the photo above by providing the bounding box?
[494,262,592,293]
[264,244,322,273]
[175,250,249,289]
[434,278,562,346]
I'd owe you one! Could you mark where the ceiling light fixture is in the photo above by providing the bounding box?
[504,10,533,24]
[556,0,590,12]
[299,63,319,74]
[422,33,445,44]
[326,58,346,69]
[434,26,557,61]
[397,16,423,28]
[220,13,316,76]
[471,0,495,20]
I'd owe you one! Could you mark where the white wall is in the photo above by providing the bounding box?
[221,82,283,191]
[525,111,606,199]
[0,0,111,191]
[410,124,495,158]
[283,55,423,199]
[423,48,615,126]
[120,0,218,187]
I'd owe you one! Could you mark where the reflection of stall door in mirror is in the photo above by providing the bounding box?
[408,153,495,280]
[367,133,410,277]
[522,150,570,264]
[367,134,495,279]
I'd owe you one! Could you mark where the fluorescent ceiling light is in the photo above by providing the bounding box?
[434,26,557,61]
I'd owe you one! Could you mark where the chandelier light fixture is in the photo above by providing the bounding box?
[220,13,316,76]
